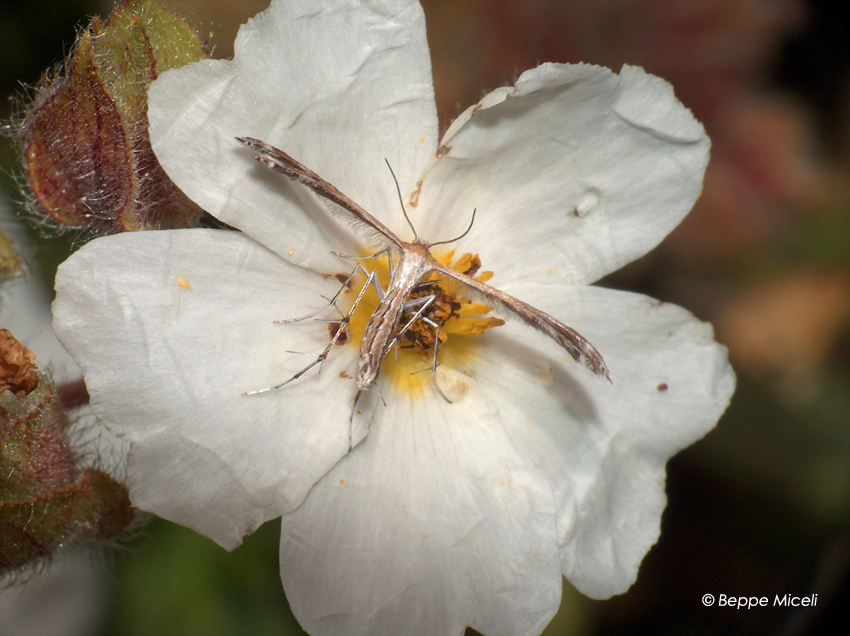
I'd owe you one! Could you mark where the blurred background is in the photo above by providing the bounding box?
[2,0,849,634]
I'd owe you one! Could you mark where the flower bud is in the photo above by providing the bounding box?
[1,330,133,578]
[21,0,208,232]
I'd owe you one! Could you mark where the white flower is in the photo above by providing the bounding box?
[52,1,735,635]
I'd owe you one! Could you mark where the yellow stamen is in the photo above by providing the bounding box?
[338,250,503,396]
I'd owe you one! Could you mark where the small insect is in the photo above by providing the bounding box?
[238,137,611,401]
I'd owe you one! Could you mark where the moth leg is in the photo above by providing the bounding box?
[278,262,380,324]
[393,296,453,404]
[243,269,381,396]
[398,280,440,364]
[348,390,363,452]
[332,247,395,279]
[346,383,385,452]
[406,314,452,404]
[391,294,436,345]
[424,318,451,404]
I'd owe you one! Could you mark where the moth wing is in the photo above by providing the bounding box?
[432,262,611,381]
[238,137,404,250]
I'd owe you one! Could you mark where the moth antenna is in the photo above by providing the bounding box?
[429,208,476,248]
[384,159,419,242]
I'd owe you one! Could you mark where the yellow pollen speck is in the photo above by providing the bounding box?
[547,268,552,274]
[176,276,192,290]
[339,479,345,485]
[288,250,294,256]
[419,136,425,143]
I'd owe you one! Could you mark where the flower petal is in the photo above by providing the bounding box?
[148,0,438,273]
[53,230,366,548]
[278,392,563,636]
[464,284,734,598]
[414,63,709,287]
[275,281,732,631]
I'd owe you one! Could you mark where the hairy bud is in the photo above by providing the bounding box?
[1,331,133,578]
[20,0,208,233]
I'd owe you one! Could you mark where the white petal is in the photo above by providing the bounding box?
[413,63,709,287]
[149,0,438,273]
[279,393,563,636]
[464,284,734,598]
[53,230,365,548]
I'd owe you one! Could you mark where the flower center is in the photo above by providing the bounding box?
[336,250,504,397]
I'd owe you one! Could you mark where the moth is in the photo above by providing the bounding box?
[238,137,611,399]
